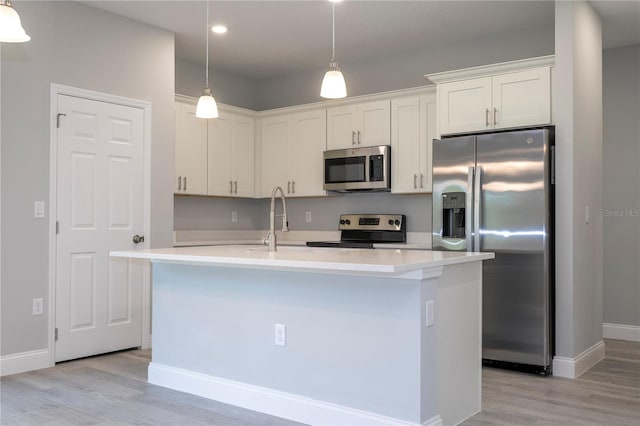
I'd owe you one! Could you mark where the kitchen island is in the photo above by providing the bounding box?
[110,245,493,426]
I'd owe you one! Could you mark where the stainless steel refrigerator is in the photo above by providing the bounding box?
[432,127,554,374]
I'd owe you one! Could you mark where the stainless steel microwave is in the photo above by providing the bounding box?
[323,145,391,192]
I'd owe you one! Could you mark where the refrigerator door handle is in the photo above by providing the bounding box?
[466,166,475,252]
[473,165,483,252]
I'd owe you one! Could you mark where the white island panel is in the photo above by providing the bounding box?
[110,245,492,425]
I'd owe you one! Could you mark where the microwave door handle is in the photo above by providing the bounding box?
[473,166,483,252]
[466,166,475,252]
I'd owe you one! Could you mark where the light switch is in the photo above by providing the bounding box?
[34,201,45,218]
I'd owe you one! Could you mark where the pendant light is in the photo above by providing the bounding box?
[196,1,219,119]
[0,0,30,43]
[320,0,346,99]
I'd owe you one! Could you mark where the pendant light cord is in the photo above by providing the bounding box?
[205,1,210,88]
[331,2,336,60]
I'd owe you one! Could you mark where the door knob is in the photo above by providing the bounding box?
[132,234,145,244]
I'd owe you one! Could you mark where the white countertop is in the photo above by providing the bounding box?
[111,244,494,276]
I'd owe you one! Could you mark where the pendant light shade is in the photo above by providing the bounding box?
[0,0,30,43]
[196,1,218,119]
[321,1,346,99]
[196,87,219,119]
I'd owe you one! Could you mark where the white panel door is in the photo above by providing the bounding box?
[260,115,291,197]
[358,99,391,147]
[492,68,551,130]
[56,94,145,362]
[291,109,326,197]
[232,115,255,197]
[326,105,357,150]
[207,112,234,196]
[438,77,492,135]
[391,96,421,193]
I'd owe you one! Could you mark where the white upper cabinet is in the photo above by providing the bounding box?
[208,111,255,197]
[175,102,208,195]
[391,92,436,194]
[260,108,326,198]
[427,56,554,136]
[327,99,390,150]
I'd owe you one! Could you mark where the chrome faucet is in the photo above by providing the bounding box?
[267,185,289,252]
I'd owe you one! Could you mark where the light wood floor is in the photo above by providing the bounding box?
[1,339,638,425]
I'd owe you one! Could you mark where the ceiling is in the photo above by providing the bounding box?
[81,0,640,80]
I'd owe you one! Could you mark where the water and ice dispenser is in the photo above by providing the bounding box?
[442,192,466,238]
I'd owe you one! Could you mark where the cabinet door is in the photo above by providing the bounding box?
[327,105,357,150]
[419,95,437,193]
[492,68,551,130]
[207,112,233,196]
[438,77,492,135]
[175,102,207,195]
[291,109,327,197]
[260,115,291,197]
[358,100,391,147]
[232,115,255,197]
[391,96,421,193]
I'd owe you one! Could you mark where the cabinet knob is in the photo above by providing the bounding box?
[291,180,295,194]
[413,174,417,189]
[485,108,490,127]
[183,176,187,191]
[229,180,233,194]
[352,131,356,145]
[234,181,238,194]
[178,176,182,191]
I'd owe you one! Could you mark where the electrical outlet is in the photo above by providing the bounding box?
[231,211,238,222]
[274,323,286,346]
[305,211,312,223]
[32,298,44,315]
[425,300,435,327]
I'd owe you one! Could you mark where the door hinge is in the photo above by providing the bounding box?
[56,113,66,128]
[55,328,58,341]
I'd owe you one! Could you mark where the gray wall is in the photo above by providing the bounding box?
[1,1,175,356]
[176,58,259,110]
[602,44,640,327]
[255,24,555,110]
[174,193,431,233]
[554,0,604,360]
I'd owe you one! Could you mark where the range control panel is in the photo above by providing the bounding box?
[338,214,405,232]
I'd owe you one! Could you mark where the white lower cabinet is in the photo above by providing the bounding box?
[391,93,436,194]
[208,111,255,197]
[260,109,326,197]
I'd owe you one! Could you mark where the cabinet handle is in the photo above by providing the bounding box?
[287,181,291,194]
[485,108,490,127]
[178,176,182,191]
[357,130,361,144]
[493,108,498,126]
[420,173,424,188]
[413,174,417,189]
[234,181,238,194]
[292,180,295,194]
[183,176,187,191]
[351,131,356,145]
[229,180,233,194]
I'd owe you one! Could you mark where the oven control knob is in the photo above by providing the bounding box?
[394,219,401,226]
[340,219,346,225]
[345,219,351,225]
[388,219,394,225]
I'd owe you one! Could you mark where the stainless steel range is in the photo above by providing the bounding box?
[306,214,406,248]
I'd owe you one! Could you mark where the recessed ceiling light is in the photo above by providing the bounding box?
[211,25,228,34]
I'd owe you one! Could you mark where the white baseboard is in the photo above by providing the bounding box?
[553,340,605,379]
[0,349,51,377]
[603,323,640,342]
[149,362,440,426]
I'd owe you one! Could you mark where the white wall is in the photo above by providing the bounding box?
[0,1,175,357]
[602,44,640,328]
[554,0,603,364]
